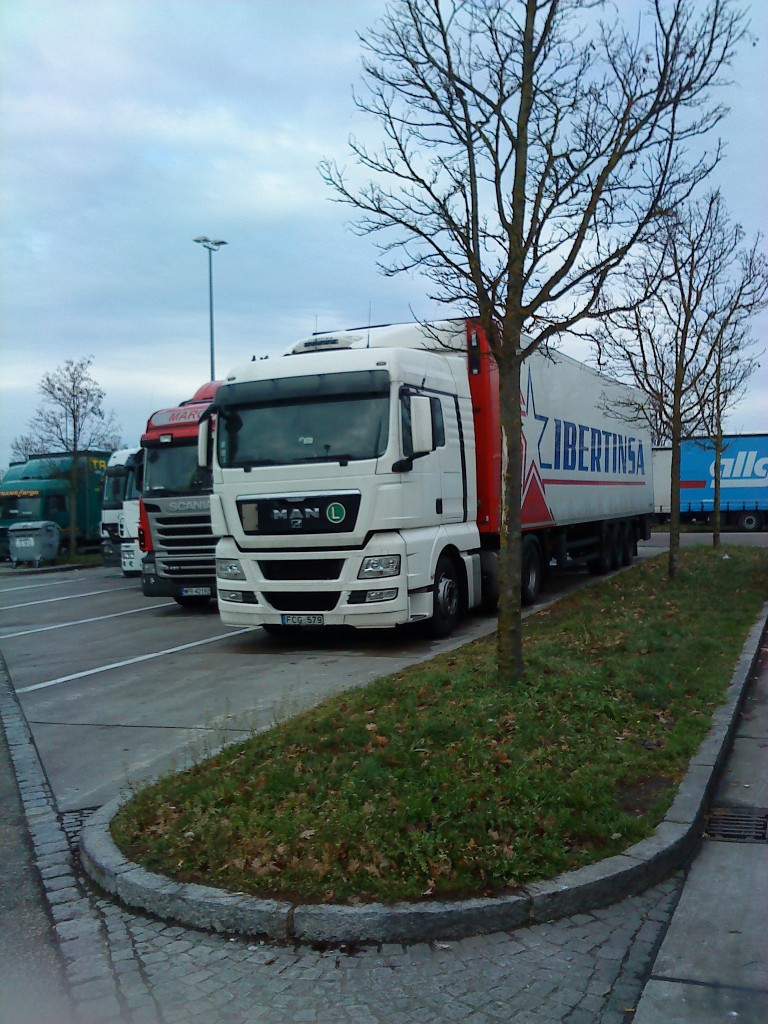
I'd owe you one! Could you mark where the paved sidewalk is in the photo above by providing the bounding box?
[0,677,77,1023]
[633,632,768,1023]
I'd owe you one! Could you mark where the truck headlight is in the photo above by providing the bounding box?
[358,555,401,579]
[217,558,246,580]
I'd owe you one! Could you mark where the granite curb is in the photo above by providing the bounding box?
[80,604,768,946]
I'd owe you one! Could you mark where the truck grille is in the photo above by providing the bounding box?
[152,513,216,579]
[258,559,344,581]
[264,592,341,612]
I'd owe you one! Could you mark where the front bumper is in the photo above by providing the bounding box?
[214,538,432,629]
[141,554,217,600]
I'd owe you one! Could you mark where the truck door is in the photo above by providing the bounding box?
[434,395,466,522]
[402,391,466,524]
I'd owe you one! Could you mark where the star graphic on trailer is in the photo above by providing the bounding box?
[521,366,555,527]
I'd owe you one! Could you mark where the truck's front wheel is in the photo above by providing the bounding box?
[427,555,460,638]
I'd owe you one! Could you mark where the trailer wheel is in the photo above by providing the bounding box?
[737,511,763,533]
[588,534,612,575]
[606,525,622,571]
[427,554,461,638]
[620,526,634,567]
[521,537,543,606]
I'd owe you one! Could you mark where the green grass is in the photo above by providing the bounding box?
[112,547,768,904]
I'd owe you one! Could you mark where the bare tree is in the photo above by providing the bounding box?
[693,236,766,548]
[12,357,123,553]
[595,191,767,573]
[320,0,746,678]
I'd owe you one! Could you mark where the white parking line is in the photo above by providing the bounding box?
[16,629,252,693]
[0,575,98,593]
[2,585,138,611]
[0,603,175,639]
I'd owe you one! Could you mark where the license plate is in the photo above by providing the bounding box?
[181,586,211,597]
[280,614,325,626]
[14,537,34,548]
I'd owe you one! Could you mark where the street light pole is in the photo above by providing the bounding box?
[193,237,227,380]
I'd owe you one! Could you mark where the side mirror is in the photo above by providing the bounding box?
[410,395,434,456]
[197,418,210,468]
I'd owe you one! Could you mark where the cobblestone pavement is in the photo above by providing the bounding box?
[59,812,680,1024]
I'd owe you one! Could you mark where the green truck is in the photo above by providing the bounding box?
[0,451,111,560]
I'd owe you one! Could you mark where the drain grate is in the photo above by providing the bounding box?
[705,807,768,844]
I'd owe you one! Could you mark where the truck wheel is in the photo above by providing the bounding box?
[606,525,622,571]
[619,525,634,567]
[427,555,460,638]
[737,511,763,533]
[588,534,611,576]
[174,595,211,608]
[521,537,543,606]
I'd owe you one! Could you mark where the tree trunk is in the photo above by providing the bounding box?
[496,354,524,680]
[668,428,681,579]
[712,431,723,549]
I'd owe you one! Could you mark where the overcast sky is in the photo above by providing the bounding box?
[1,0,766,470]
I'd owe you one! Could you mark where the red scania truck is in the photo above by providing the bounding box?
[139,382,221,607]
[198,320,654,636]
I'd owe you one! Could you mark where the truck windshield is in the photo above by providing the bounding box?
[217,393,390,468]
[102,471,127,510]
[125,468,142,500]
[0,496,41,520]
[143,444,212,495]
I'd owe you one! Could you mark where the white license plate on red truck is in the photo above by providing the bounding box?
[281,614,324,626]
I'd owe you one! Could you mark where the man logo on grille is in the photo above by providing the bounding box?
[327,502,346,524]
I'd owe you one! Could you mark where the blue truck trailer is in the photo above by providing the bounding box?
[652,434,768,532]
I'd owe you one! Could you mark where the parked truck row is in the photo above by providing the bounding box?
[3,322,764,624]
